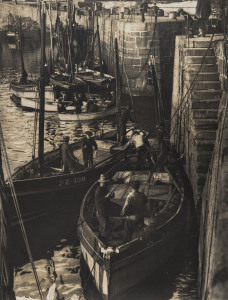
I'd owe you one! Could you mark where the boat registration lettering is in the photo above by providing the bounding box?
[59,176,86,187]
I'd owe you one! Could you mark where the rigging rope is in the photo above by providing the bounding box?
[0,123,44,300]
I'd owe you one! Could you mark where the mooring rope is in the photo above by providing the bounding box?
[0,122,44,300]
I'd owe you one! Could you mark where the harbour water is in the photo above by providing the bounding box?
[0,33,198,300]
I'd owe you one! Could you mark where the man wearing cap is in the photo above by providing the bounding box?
[120,180,148,242]
[95,174,114,240]
[60,136,79,173]
[106,91,116,109]
[82,131,98,168]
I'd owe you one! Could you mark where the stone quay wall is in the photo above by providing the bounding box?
[95,16,184,100]
[198,41,228,300]
[171,36,228,300]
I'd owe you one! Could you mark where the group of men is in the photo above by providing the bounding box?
[58,90,116,114]
[59,131,98,173]
[95,174,149,243]
[60,122,154,243]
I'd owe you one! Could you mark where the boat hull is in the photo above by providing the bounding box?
[58,107,117,121]
[21,97,58,112]
[7,130,118,223]
[78,160,186,299]
[10,81,55,101]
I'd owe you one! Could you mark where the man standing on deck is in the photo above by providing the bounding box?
[95,174,114,241]
[120,180,148,242]
[59,136,79,173]
[82,131,98,168]
[124,126,153,167]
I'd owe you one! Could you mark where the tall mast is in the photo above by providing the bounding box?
[114,35,121,143]
[49,0,54,72]
[38,1,46,175]
[96,17,103,78]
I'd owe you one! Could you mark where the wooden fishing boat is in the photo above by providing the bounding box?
[6,130,124,220]
[10,82,55,102]
[76,68,115,93]
[58,106,117,121]
[78,152,185,299]
[21,97,58,112]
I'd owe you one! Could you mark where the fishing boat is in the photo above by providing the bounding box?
[77,150,185,299]
[21,96,58,112]
[58,106,117,121]
[6,5,123,223]
[10,16,55,105]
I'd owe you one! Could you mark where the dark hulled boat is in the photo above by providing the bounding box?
[77,153,186,299]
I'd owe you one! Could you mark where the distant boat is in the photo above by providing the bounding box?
[21,97,58,112]
[78,152,186,299]
[58,106,117,121]
[10,81,55,101]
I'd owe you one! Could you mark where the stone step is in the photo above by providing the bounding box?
[191,109,218,119]
[191,129,217,140]
[184,56,216,65]
[191,90,222,100]
[192,150,213,163]
[184,72,220,81]
[189,41,213,48]
[191,99,220,109]
[195,139,215,151]
[185,64,218,72]
[186,81,221,90]
[184,48,215,56]
[191,118,218,129]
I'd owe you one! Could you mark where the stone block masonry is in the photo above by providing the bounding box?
[95,16,185,119]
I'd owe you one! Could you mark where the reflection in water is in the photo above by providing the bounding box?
[0,32,197,299]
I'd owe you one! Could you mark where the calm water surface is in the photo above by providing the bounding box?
[0,33,198,300]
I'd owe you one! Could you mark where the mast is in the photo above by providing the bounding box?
[18,16,28,83]
[114,35,121,143]
[49,0,54,73]
[38,1,46,175]
[96,18,104,78]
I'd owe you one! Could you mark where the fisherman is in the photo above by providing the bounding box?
[120,180,148,242]
[73,93,82,114]
[87,99,99,113]
[82,131,98,168]
[58,91,68,112]
[125,125,153,167]
[95,174,115,240]
[59,136,79,173]
[106,90,116,109]
[119,107,134,145]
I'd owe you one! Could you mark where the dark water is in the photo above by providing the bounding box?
[0,33,198,300]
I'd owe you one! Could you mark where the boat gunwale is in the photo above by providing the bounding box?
[9,130,117,183]
[80,160,185,255]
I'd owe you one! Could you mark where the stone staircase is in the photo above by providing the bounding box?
[182,40,222,203]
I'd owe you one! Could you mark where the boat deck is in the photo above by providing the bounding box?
[88,169,174,247]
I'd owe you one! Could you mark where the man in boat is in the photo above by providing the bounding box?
[58,91,68,112]
[106,90,116,109]
[119,107,134,145]
[124,125,153,167]
[120,180,149,242]
[95,174,114,240]
[59,136,79,173]
[82,131,98,168]
[87,99,99,113]
[73,93,82,114]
